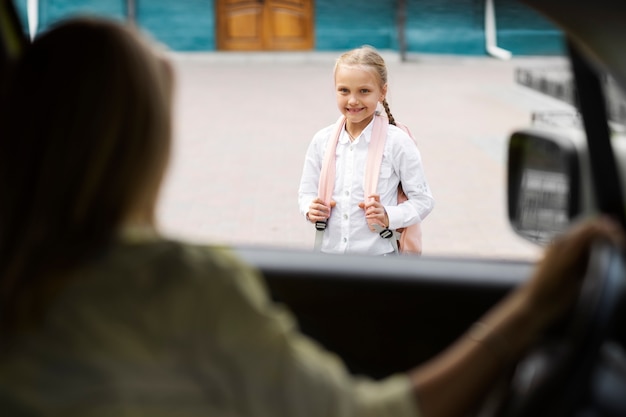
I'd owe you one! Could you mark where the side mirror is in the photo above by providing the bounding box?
[507,128,582,245]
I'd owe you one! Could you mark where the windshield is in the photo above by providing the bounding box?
[18,0,621,261]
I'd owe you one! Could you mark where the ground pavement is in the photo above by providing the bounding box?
[157,51,575,260]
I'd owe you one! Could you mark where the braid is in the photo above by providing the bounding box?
[382,99,396,126]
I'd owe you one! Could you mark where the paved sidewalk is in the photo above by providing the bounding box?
[157,52,574,260]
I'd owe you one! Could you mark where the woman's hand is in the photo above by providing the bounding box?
[522,216,625,331]
[307,198,335,223]
[409,217,625,417]
[359,194,389,231]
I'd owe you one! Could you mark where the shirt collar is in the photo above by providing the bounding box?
[338,116,376,145]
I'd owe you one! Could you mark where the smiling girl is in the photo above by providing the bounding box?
[298,46,435,255]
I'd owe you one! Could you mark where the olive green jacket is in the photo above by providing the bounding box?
[0,230,418,417]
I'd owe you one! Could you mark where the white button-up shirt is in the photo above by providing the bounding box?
[298,118,434,255]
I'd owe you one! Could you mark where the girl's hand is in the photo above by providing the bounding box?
[522,217,625,331]
[307,198,336,223]
[359,194,389,231]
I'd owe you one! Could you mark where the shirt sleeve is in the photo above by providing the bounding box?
[384,126,435,230]
[297,125,333,218]
[189,246,421,417]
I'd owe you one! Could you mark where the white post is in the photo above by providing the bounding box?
[27,0,39,40]
[485,0,512,60]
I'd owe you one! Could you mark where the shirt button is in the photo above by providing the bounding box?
[343,214,348,220]
[349,146,354,151]
[343,237,347,243]
[344,191,349,196]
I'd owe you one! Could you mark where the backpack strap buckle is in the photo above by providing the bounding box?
[372,224,400,254]
[315,221,327,231]
[371,224,393,239]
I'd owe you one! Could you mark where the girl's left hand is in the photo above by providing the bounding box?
[359,194,389,231]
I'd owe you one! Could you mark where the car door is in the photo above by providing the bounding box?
[238,247,530,378]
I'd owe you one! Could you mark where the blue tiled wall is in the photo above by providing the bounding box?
[14,0,564,55]
[15,0,215,50]
[315,0,564,55]
[404,0,484,54]
[137,1,214,51]
[314,1,396,50]
[31,0,125,25]
[487,0,564,55]
[12,0,29,36]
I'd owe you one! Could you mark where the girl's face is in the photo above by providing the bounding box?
[335,64,387,131]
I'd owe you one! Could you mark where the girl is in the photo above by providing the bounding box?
[298,46,434,255]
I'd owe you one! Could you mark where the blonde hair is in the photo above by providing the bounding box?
[334,46,397,125]
[0,18,173,336]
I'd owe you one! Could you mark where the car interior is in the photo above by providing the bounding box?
[2,0,626,415]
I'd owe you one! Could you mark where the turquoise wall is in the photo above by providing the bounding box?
[13,0,564,55]
[136,1,214,51]
[315,0,564,55]
[315,2,396,50]
[14,0,214,50]
[481,0,564,55]
[403,0,486,54]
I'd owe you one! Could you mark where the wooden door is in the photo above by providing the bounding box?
[217,0,314,51]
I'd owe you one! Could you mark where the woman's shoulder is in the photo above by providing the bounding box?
[98,237,256,289]
[111,238,270,314]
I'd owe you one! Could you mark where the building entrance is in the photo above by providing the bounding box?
[216,0,314,51]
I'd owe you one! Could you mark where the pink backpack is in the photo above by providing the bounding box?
[316,112,423,255]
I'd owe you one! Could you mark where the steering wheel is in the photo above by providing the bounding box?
[481,241,626,417]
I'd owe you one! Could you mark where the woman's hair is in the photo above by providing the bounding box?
[334,45,396,125]
[0,17,173,335]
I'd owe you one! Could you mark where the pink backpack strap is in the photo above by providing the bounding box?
[314,113,400,254]
[318,115,345,205]
[364,113,388,197]
[365,114,400,253]
[319,113,390,203]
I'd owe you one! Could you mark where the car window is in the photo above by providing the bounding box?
[14,1,596,262]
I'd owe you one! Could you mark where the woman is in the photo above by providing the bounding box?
[0,17,622,417]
